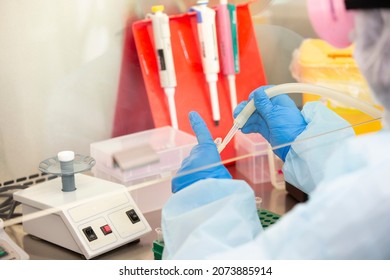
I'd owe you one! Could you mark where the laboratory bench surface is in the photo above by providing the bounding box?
[4,165,299,260]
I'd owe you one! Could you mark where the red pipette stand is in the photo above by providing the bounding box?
[114,1,267,162]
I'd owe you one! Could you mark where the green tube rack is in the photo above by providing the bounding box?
[152,208,281,260]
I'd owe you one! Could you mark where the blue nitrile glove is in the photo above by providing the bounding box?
[172,111,232,193]
[234,86,307,161]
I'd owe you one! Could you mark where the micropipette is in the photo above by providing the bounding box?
[148,5,178,129]
[217,97,255,153]
[216,0,237,113]
[191,0,221,126]
[228,3,240,75]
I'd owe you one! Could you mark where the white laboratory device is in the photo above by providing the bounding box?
[13,152,151,259]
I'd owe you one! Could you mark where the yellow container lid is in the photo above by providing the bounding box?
[297,39,356,67]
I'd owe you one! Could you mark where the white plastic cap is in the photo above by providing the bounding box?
[255,197,263,210]
[151,5,164,13]
[58,151,75,162]
[197,0,209,5]
[155,227,164,243]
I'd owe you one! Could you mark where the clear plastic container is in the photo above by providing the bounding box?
[234,132,270,184]
[90,127,197,213]
[90,126,197,183]
[267,149,285,190]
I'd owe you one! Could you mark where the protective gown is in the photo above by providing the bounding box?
[161,102,390,259]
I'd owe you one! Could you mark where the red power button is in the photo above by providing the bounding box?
[100,224,112,235]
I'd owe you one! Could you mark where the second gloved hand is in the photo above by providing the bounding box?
[172,111,232,193]
[234,86,307,161]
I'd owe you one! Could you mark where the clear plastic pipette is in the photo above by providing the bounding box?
[217,98,255,153]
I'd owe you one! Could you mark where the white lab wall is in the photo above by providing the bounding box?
[0,0,314,183]
[0,0,132,181]
[0,0,197,182]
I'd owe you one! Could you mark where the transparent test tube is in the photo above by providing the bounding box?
[155,227,164,243]
[255,196,262,211]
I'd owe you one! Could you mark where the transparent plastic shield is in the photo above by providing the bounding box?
[0,0,294,186]
[2,115,381,259]
[1,0,377,206]
[252,0,315,83]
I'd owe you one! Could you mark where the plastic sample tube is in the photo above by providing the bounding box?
[217,83,383,153]
[148,5,178,129]
[255,197,263,211]
[155,227,164,243]
[216,0,237,113]
[192,0,221,126]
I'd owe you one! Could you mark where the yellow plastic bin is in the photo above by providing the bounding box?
[290,39,382,135]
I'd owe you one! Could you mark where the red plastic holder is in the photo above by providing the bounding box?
[124,2,266,161]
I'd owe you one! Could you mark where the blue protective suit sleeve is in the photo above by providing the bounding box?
[282,102,355,194]
[162,178,263,259]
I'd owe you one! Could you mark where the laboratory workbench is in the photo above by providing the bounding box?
[4,166,298,260]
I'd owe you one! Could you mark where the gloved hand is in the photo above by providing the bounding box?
[234,86,307,161]
[172,111,232,193]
